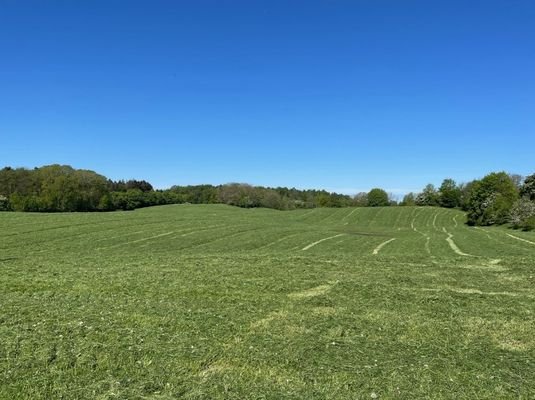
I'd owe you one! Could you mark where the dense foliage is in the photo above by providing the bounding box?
[0,165,109,212]
[465,172,519,226]
[366,188,390,207]
[0,165,354,212]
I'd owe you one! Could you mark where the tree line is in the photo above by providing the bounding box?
[0,165,354,212]
[398,172,535,230]
[0,165,533,230]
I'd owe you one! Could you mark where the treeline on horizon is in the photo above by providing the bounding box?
[0,164,534,230]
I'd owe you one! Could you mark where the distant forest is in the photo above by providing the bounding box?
[0,165,533,230]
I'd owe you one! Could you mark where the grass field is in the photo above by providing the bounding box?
[1,205,534,399]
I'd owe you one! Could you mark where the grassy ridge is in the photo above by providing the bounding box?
[1,205,534,399]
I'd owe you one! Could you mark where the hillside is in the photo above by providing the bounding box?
[1,205,534,399]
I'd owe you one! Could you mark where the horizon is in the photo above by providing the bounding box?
[1,162,525,201]
[1,1,534,194]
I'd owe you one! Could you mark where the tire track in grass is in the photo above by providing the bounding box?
[174,224,228,238]
[255,231,306,250]
[185,227,262,250]
[392,208,404,229]
[329,208,350,223]
[453,215,458,228]
[0,220,154,249]
[471,226,534,257]
[301,234,345,251]
[288,281,338,299]
[99,231,175,249]
[477,227,535,249]
[92,220,182,242]
[317,208,345,226]
[7,226,146,253]
[342,208,358,223]
[472,224,535,249]
[409,286,534,299]
[410,208,422,231]
[473,226,492,239]
[442,227,473,257]
[432,212,440,231]
[5,219,177,254]
[367,207,386,227]
[94,221,199,243]
[506,233,535,245]
[95,221,211,248]
[0,215,160,238]
[372,238,396,255]
[314,209,344,226]
[294,209,317,220]
[94,230,147,242]
[411,209,431,255]
[137,225,230,248]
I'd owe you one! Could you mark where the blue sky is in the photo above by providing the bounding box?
[1,1,534,195]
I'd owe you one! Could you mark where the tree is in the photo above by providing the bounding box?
[353,192,368,207]
[367,188,389,207]
[466,172,519,225]
[459,181,477,211]
[316,193,332,207]
[520,173,535,200]
[509,173,523,189]
[218,183,261,208]
[438,179,461,208]
[509,198,535,230]
[261,190,284,210]
[400,192,416,206]
[126,180,154,192]
[37,166,109,211]
[416,184,439,206]
[0,195,10,211]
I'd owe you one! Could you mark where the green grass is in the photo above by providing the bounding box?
[1,205,534,399]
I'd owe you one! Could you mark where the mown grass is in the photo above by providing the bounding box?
[0,205,534,399]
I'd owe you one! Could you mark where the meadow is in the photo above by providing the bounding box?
[1,205,534,399]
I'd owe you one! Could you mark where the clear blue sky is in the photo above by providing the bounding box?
[1,1,534,195]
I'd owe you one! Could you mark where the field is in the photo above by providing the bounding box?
[1,205,534,399]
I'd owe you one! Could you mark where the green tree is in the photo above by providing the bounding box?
[509,198,535,230]
[459,181,477,211]
[400,192,416,206]
[353,192,368,207]
[466,172,519,226]
[367,188,389,207]
[415,184,438,206]
[0,195,10,211]
[520,173,535,200]
[438,179,461,208]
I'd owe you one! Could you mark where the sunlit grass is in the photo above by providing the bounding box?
[1,205,534,399]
